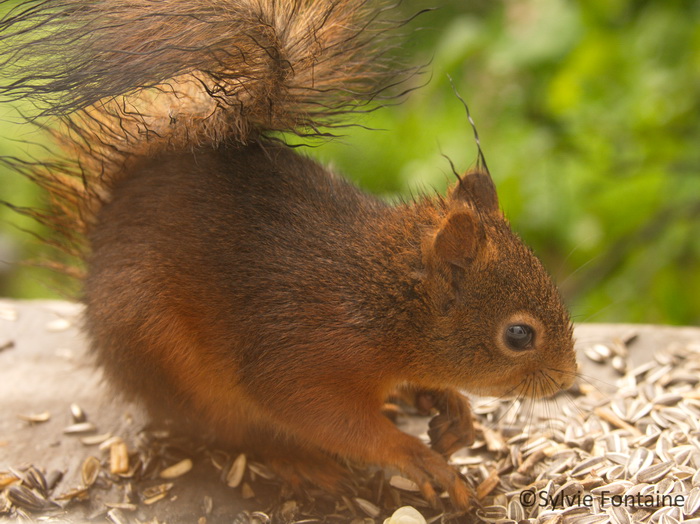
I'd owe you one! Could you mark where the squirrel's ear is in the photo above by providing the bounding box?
[451,170,499,214]
[432,209,483,269]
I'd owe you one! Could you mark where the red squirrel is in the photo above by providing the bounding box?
[0,0,577,509]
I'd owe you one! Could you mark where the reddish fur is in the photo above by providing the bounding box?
[0,0,577,509]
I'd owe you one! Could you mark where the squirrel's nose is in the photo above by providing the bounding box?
[557,361,578,390]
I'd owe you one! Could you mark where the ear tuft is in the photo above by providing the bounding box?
[451,170,499,214]
[432,209,482,269]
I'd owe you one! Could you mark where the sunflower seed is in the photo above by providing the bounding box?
[46,318,71,332]
[241,482,255,499]
[104,502,137,512]
[106,508,129,524]
[209,450,228,471]
[247,462,275,480]
[18,411,51,423]
[635,429,661,448]
[110,441,129,474]
[482,425,508,453]
[665,371,699,387]
[636,461,674,483]
[654,393,683,406]
[628,361,657,381]
[63,422,96,435]
[591,480,632,496]
[594,408,642,436]
[606,453,631,466]
[70,403,86,423]
[0,471,20,489]
[143,492,168,505]
[141,482,173,504]
[507,499,525,521]
[608,504,632,524]
[201,495,213,515]
[691,469,700,488]
[518,447,547,474]
[626,448,653,477]
[662,407,692,427]
[55,486,89,501]
[549,480,584,509]
[507,433,530,446]
[6,485,56,512]
[684,487,700,516]
[390,475,420,492]
[160,458,193,479]
[99,436,124,451]
[585,345,609,364]
[570,456,606,477]
[476,469,500,499]
[279,500,298,521]
[651,409,671,429]
[81,456,100,487]
[384,506,427,524]
[610,398,627,420]
[603,465,626,481]
[247,511,272,524]
[226,454,246,488]
[646,365,674,385]
[81,433,112,446]
[475,505,508,523]
[627,397,652,422]
[574,515,610,524]
[24,466,47,496]
[656,477,675,497]
[354,497,380,518]
[670,445,695,466]
[611,356,627,374]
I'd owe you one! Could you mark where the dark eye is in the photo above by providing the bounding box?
[505,324,534,350]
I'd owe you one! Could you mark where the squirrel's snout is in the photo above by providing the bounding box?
[548,359,578,394]
[520,358,577,399]
[558,371,576,391]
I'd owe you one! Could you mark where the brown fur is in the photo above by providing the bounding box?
[0,0,576,509]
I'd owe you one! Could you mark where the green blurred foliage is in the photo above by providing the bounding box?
[0,103,54,298]
[308,0,700,325]
[0,0,698,325]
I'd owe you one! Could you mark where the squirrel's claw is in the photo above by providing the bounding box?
[401,453,472,510]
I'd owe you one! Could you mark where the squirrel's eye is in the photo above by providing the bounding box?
[505,324,534,350]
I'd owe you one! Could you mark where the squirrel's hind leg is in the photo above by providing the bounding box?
[245,433,354,495]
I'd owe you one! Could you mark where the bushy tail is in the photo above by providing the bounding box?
[0,0,417,279]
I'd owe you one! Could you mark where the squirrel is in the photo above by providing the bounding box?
[0,0,577,510]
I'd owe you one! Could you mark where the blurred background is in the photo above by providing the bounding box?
[0,0,699,325]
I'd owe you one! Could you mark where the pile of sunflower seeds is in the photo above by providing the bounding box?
[2,332,700,523]
[467,334,700,524]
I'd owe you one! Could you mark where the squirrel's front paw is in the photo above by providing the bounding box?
[425,389,475,457]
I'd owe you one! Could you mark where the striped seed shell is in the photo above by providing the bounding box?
[226,454,246,488]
